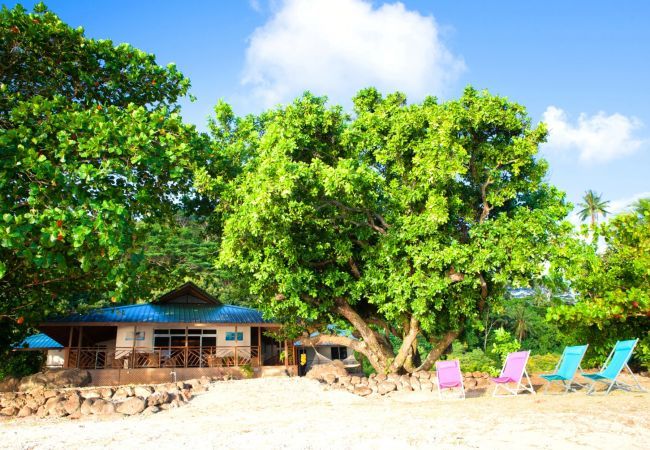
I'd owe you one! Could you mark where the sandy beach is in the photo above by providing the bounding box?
[1,374,648,450]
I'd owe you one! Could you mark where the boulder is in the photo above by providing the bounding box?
[47,401,68,418]
[401,384,414,392]
[375,374,387,382]
[63,392,82,415]
[472,371,482,378]
[99,387,114,399]
[134,386,154,399]
[418,371,431,380]
[17,406,33,417]
[80,398,94,415]
[146,391,168,407]
[420,380,433,392]
[80,390,101,400]
[46,369,91,388]
[0,406,17,416]
[0,377,20,393]
[378,381,397,395]
[90,399,107,415]
[18,373,49,391]
[101,402,116,415]
[323,374,337,385]
[116,397,146,415]
[143,405,160,415]
[409,377,421,391]
[353,386,373,397]
[112,387,134,401]
[350,376,361,386]
[305,361,348,381]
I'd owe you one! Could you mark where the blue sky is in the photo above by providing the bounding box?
[9,0,650,216]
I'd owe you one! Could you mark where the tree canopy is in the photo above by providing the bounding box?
[0,4,204,348]
[208,87,571,373]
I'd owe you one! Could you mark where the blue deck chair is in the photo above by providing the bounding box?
[539,344,588,394]
[584,339,647,395]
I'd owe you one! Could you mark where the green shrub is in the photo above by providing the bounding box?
[527,353,560,374]
[239,363,254,379]
[446,343,499,376]
[0,351,43,380]
[491,327,520,364]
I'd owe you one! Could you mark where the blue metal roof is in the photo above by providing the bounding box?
[44,303,273,324]
[15,333,64,349]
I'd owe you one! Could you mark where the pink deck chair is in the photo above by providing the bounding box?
[490,350,535,396]
[435,360,465,399]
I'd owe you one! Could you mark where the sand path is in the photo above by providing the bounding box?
[1,376,649,449]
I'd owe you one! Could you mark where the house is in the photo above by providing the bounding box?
[19,282,297,385]
[294,325,360,375]
[16,333,65,369]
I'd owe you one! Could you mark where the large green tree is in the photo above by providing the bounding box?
[550,199,650,368]
[208,87,571,373]
[0,4,203,348]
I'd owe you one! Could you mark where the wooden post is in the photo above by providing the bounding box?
[258,326,262,367]
[65,327,73,368]
[234,325,238,367]
[284,339,288,368]
[77,326,83,368]
[131,325,137,369]
[184,326,188,368]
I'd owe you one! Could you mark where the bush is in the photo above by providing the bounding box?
[491,327,520,364]
[0,351,43,380]
[239,363,254,379]
[446,342,499,376]
[527,353,560,374]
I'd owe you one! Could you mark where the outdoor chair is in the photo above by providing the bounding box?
[540,344,588,394]
[584,339,647,395]
[490,350,535,396]
[435,360,465,399]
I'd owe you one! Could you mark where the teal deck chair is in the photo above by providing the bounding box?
[539,344,588,394]
[584,339,647,395]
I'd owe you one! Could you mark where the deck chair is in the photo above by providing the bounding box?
[584,339,647,395]
[435,360,465,399]
[490,350,535,396]
[540,344,588,394]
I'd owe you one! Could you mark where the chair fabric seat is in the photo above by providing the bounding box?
[539,374,568,381]
[439,380,461,388]
[583,372,609,380]
[490,376,515,384]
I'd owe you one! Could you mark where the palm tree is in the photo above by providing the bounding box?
[633,198,650,217]
[577,190,610,227]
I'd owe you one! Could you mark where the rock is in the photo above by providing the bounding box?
[463,372,472,378]
[0,377,20,393]
[375,374,387,382]
[338,376,351,385]
[185,379,202,389]
[143,405,160,415]
[305,360,349,381]
[17,406,33,417]
[99,388,114,399]
[464,378,478,389]
[378,381,397,395]
[350,376,361,386]
[420,380,433,392]
[146,392,168,407]
[43,390,59,399]
[134,386,154,399]
[323,374,337,385]
[101,402,116,415]
[116,397,146,415]
[63,392,82,415]
[80,399,94,415]
[90,399,107,415]
[418,371,431,380]
[36,406,48,418]
[180,389,192,402]
[0,406,17,416]
[369,373,376,380]
[410,377,421,391]
[112,387,133,401]
[47,402,68,418]
[353,386,373,397]
[472,371,482,378]
[80,390,101,400]
[401,384,414,392]
[38,369,91,389]
[387,373,400,382]
[18,373,49,391]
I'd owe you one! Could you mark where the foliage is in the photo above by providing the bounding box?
[490,327,520,364]
[0,350,43,380]
[550,199,650,368]
[445,342,499,376]
[206,87,571,373]
[527,353,561,374]
[0,4,203,347]
[577,190,610,227]
[239,363,254,379]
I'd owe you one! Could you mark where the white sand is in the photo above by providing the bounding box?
[1,375,649,449]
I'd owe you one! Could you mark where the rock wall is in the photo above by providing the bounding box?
[320,370,495,396]
[0,375,221,420]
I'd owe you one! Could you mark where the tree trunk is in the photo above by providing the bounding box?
[388,316,419,373]
[416,329,462,371]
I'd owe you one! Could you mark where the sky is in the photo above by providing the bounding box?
[8,0,650,218]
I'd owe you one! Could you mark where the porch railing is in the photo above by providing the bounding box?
[67,346,259,370]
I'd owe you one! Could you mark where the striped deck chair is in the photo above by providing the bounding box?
[540,344,588,394]
[490,350,535,396]
[584,339,647,395]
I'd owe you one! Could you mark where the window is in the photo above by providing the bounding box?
[225,331,244,341]
[331,346,348,360]
[154,329,217,348]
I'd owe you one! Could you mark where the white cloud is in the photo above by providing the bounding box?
[542,106,645,163]
[608,191,650,216]
[240,0,465,111]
